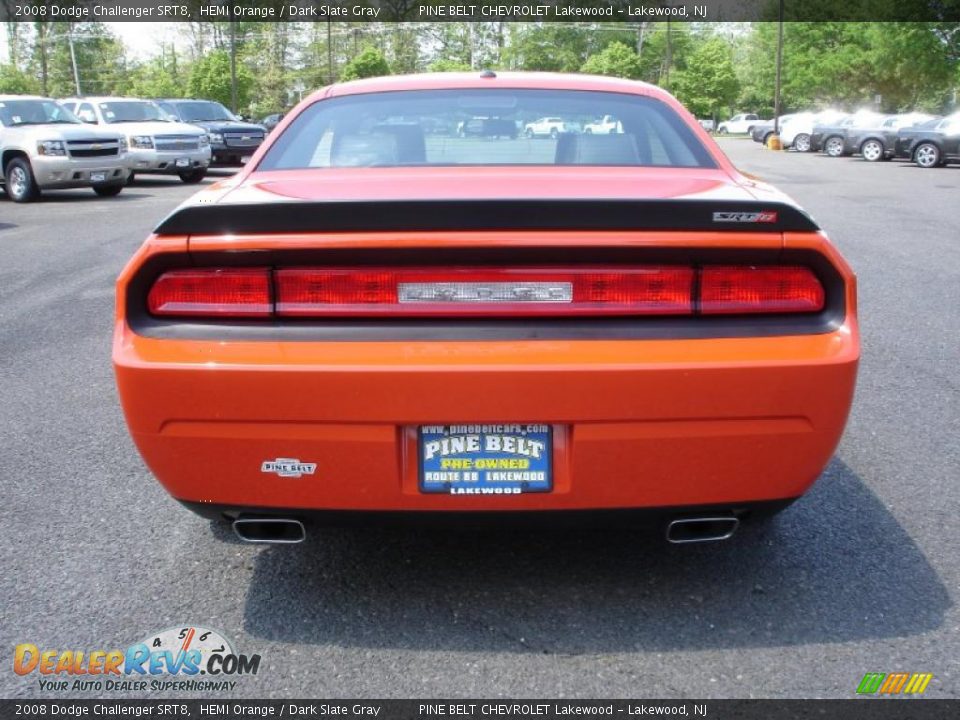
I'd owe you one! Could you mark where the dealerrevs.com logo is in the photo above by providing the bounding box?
[13,626,261,693]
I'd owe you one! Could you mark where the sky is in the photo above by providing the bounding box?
[0,22,185,63]
[104,22,185,60]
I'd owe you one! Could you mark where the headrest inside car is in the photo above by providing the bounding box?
[555,134,642,165]
[331,132,400,167]
[371,124,426,164]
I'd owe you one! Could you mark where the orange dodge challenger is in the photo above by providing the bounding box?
[113,72,859,544]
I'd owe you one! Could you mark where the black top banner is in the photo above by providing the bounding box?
[1,0,959,23]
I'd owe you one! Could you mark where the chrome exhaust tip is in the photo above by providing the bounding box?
[232,518,306,544]
[666,516,739,544]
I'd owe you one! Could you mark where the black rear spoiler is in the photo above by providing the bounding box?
[154,199,819,236]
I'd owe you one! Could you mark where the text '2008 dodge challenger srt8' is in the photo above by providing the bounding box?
[113,72,859,544]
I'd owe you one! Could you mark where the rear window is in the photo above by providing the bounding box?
[259,89,716,170]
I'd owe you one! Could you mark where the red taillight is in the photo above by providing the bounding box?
[147,268,272,318]
[274,267,695,317]
[145,265,827,319]
[700,266,825,314]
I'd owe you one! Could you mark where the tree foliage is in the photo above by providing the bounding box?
[580,42,644,80]
[339,46,391,82]
[428,58,473,72]
[187,50,254,110]
[0,63,37,94]
[127,53,185,99]
[672,38,740,120]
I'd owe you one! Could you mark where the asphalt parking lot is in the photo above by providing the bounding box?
[1,142,957,700]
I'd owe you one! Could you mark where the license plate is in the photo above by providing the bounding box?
[89,172,106,182]
[419,424,552,495]
[175,158,190,168]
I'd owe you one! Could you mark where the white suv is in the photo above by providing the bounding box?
[1,95,129,202]
[60,97,211,184]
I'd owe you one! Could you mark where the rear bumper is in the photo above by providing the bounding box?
[114,323,859,514]
[183,498,800,527]
[114,230,859,516]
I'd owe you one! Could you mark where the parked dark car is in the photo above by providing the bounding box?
[261,113,284,134]
[457,116,518,139]
[749,115,796,144]
[840,115,933,162]
[839,119,898,161]
[157,99,266,165]
[809,116,853,156]
[895,116,959,168]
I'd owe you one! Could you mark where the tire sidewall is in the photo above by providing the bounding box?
[93,183,124,197]
[862,140,883,162]
[914,143,941,168]
[179,169,207,184]
[5,158,38,203]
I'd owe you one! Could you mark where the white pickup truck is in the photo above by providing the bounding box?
[583,115,623,134]
[524,117,570,138]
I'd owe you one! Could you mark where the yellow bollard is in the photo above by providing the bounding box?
[766,134,783,151]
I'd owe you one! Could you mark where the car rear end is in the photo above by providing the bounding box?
[113,74,859,542]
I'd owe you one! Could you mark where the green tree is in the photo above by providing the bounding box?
[339,46,390,82]
[244,22,301,117]
[187,49,254,111]
[428,58,473,72]
[0,63,38,94]
[581,41,644,80]
[503,24,599,73]
[863,23,955,111]
[672,38,740,120]
[127,51,186,99]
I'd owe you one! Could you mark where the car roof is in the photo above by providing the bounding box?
[0,95,49,101]
[318,71,669,103]
[61,96,153,103]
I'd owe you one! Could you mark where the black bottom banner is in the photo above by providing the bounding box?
[1,700,956,720]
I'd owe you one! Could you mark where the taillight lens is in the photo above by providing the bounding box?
[700,266,825,314]
[144,265,826,319]
[147,268,272,317]
[274,267,694,317]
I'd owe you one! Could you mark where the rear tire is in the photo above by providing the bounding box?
[126,172,136,186]
[178,168,207,184]
[861,139,884,162]
[5,157,40,203]
[93,183,124,197]
[913,142,941,168]
[793,133,811,152]
[717,127,728,135]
